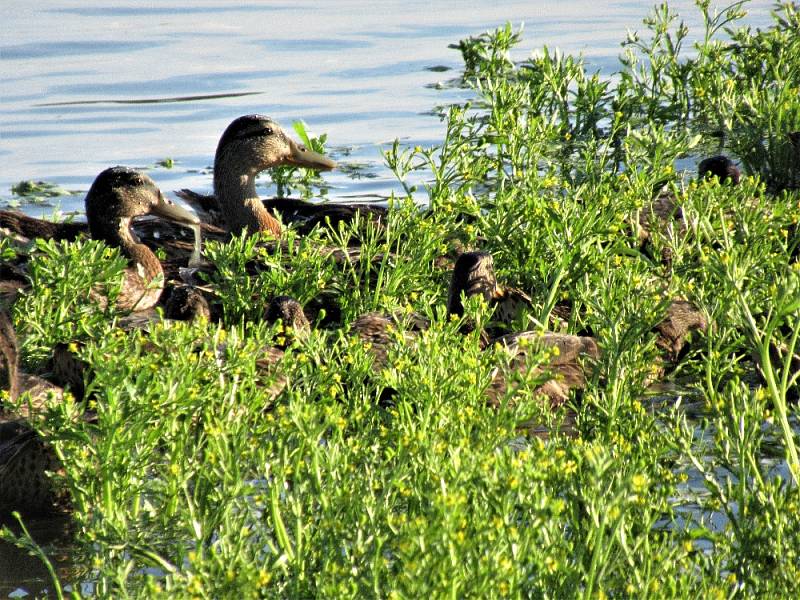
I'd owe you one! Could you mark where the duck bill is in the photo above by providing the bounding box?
[151,193,201,226]
[285,138,337,171]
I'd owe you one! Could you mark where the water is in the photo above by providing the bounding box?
[1,1,775,219]
[0,1,780,596]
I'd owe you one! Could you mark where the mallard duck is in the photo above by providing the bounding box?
[447,251,570,335]
[447,252,599,407]
[452,251,707,406]
[1,167,200,312]
[176,114,387,236]
[638,155,741,249]
[264,295,311,349]
[486,330,600,410]
[1,310,68,517]
[698,155,741,185]
[178,114,335,235]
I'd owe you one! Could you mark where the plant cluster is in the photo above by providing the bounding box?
[2,2,799,598]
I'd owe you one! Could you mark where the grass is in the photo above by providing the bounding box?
[2,1,800,598]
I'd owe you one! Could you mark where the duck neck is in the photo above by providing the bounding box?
[94,218,164,311]
[0,312,19,405]
[214,158,282,236]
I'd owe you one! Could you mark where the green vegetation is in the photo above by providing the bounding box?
[6,180,80,207]
[3,1,800,597]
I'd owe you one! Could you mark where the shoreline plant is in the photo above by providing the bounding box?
[2,1,799,597]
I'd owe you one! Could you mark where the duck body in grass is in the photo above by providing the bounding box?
[0,310,68,518]
[450,252,707,408]
[448,252,600,408]
[638,155,741,250]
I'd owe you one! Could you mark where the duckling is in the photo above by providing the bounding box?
[486,330,601,409]
[448,252,599,408]
[452,251,706,407]
[1,167,200,312]
[176,115,387,236]
[163,285,213,322]
[0,211,84,243]
[0,310,64,417]
[447,251,569,336]
[264,295,310,349]
[638,155,740,249]
[654,299,708,363]
[1,310,68,517]
[698,155,741,185]
[350,312,430,369]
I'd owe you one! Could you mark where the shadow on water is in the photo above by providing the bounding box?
[35,91,264,107]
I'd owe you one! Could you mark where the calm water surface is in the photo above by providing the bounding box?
[1,0,774,217]
[0,1,779,596]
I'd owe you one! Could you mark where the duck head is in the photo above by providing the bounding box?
[213,115,336,235]
[85,166,199,245]
[698,155,740,185]
[447,251,498,317]
[215,115,336,179]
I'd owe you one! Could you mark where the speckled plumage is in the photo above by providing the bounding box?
[1,310,69,517]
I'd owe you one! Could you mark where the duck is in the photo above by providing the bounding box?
[446,250,571,335]
[448,252,599,408]
[264,295,311,349]
[1,167,201,312]
[698,155,741,185]
[1,309,69,517]
[638,155,741,248]
[349,311,431,369]
[175,114,387,236]
[453,251,707,406]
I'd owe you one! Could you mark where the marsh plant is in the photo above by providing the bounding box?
[3,1,800,598]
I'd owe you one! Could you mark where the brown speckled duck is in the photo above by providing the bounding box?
[177,115,340,236]
[1,310,68,517]
[1,167,200,312]
[447,251,571,336]
[176,115,389,237]
[450,252,599,408]
[453,251,706,408]
[638,155,741,248]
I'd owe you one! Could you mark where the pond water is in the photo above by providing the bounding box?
[1,0,775,219]
[0,0,780,596]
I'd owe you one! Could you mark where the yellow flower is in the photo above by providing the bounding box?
[631,473,648,493]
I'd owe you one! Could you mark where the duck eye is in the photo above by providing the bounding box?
[264,127,273,136]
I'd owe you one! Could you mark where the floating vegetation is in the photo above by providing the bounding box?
[7,180,80,206]
[156,158,175,169]
[1,2,799,598]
